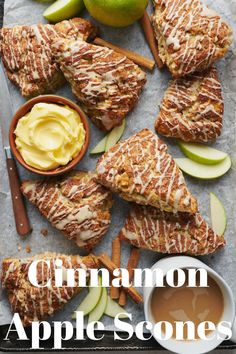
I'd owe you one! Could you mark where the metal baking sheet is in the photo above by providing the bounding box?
[0,0,236,350]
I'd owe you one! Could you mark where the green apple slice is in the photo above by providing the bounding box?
[104,296,129,319]
[43,0,84,23]
[72,277,102,319]
[210,193,227,235]
[90,136,107,155]
[178,141,228,165]
[175,156,231,180]
[88,287,108,323]
[105,119,126,152]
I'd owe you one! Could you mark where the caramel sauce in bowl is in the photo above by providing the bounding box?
[143,256,236,354]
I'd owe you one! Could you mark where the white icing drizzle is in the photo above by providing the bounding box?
[156,66,223,142]
[52,39,146,131]
[152,0,233,77]
[22,172,112,249]
[120,205,225,255]
[2,253,97,325]
[0,19,95,96]
[96,129,197,213]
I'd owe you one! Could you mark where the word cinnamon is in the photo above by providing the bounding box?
[110,238,121,299]
[139,11,164,69]
[119,247,140,307]
[93,37,155,71]
[98,253,143,304]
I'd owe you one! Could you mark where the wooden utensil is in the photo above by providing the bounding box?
[0,64,31,236]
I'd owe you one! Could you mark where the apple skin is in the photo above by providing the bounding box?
[43,0,85,23]
[175,156,231,180]
[105,296,129,318]
[178,141,227,165]
[105,119,126,152]
[88,287,108,322]
[210,192,227,236]
[83,0,149,27]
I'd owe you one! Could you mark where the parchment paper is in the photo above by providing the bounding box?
[0,0,236,331]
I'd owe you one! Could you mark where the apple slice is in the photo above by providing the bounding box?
[210,193,227,235]
[88,287,108,323]
[71,277,102,319]
[43,0,84,23]
[104,296,129,319]
[175,156,231,180]
[105,119,126,152]
[90,136,108,155]
[178,141,228,165]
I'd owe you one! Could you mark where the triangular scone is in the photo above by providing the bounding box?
[119,204,225,255]
[51,38,146,131]
[0,18,97,97]
[151,0,233,77]
[155,66,223,142]
[96,129,198,213]
[1,253,99,326]
[21,171,113,250]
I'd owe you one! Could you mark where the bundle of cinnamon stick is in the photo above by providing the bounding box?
[98,238,142,306]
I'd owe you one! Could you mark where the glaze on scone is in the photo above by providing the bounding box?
[1,253,99,326]
[119,204,225,255]
[96,129,198,213]
[21,171,113,250]
[152,0,233,77]
[0,18,97,97]
[155,66,223,142]
[52,38,146,131]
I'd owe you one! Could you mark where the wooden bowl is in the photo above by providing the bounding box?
[9,95,90,176]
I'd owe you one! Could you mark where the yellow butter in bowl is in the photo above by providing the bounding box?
[14,103,86,171]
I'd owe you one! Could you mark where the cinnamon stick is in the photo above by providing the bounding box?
[98,253,143,304]
[139,11,164,69]
[93,37,155,71]
[110,238,121,299]
[119,247,140,307]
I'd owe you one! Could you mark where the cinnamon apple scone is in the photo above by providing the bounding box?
[0,18,97,97]
[155,66,224,142]
[119,204,225,255]
[21,171,113,250]
[151,0,233,77]
[1,253,99,326]
[51,38,146,131]
[96,129,198,213]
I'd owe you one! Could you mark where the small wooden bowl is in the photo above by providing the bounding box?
[9,95,90,176]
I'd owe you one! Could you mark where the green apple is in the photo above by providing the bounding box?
[43,0,84,23]
[83,0,149,27]
[88,287,108,322]
[175,156,231,179]
[90,136,108,155]
[105,119,126,152]
[90,119,126,154]
[178,141,228,165]
[210,193,227,235]
[105,296,129,318]
[72,277,102,319]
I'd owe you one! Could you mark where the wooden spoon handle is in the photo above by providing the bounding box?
[6,158,32,236]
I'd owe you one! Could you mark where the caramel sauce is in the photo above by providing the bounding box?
[151,273,224,340]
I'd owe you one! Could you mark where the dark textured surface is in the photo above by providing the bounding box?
[0,0,235,351]
[0,0,3,27]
